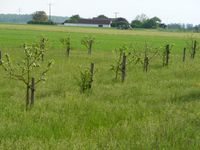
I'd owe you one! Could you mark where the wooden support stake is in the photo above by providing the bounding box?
[121,52,126,82]
[191,40,197,59]
[88,41,92,55]
[183,47,186,62]
[67,47,70,57]
[30,78,35,107]
[165,44,170,66]
[143,56,149,72]
[66,38,70,57]
[41,38,45,61]
[89,63,94,89]
[26,85,30,110]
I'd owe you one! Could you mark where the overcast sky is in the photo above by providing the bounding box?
[0,0,199,24]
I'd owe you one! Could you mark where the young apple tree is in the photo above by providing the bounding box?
[81,35,95,55]
[0,40,54,110]
[60,35,71,57]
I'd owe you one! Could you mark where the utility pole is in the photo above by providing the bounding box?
[48,3,52,21]
[18,8,21,15]
[114,12,119,18]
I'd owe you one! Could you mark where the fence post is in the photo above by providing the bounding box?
[89,63,94,89]
[30,77,35,107]
[183,47,186,62]
[121,52,126,82]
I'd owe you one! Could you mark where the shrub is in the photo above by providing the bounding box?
[27,20,56,25]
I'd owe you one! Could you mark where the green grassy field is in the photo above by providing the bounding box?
[0,24,200,149]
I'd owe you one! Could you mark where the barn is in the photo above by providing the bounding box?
[64,18,112,28]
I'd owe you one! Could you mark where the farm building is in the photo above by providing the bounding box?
[64,18,112,28]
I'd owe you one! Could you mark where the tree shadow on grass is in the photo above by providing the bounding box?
[171,90,200,103]
[37,89,65,99]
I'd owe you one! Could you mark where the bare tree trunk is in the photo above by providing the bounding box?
[121,53,126,82]
[88,41,92,55]
[30,78,35,107]
[26,85,30,110]
[143,56,149,72]
[67,47,70,57]
[191,40,197,59]
[89,63,94,89]
[165,44,170,66]
[183,47,186,62]
[163,44,170,67]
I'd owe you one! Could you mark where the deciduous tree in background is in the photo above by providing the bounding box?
[68,15,81,23]
[32,11,48,22]
[96,15,108,19]
[131,14,162,29]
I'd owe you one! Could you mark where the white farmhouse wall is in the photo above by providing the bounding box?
[64,23,110,28]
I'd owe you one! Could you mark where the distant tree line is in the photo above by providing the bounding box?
[130,14,165,29]
[0,14,31,23]
[0,13,67,24]
[167,23,200,32]
[1,12,199,32]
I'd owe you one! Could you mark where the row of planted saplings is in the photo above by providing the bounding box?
[61,35,95,57]
[60,35,198,75]
[0,36,198,111]
[0,35,96,111]
[111,39,198,82]
[81,39,199,95]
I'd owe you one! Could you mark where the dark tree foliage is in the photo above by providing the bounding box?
[27,20,55,25]
[131,20,143,28]
[32,11,48,22]
[96,15,108,19]
[111,18,130,29]
[159,23,167,29]
[151,17,161,23]
[194,25,200,32]
[67,15,81,23]
[142,19,158,29]
[131,15,162,29]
